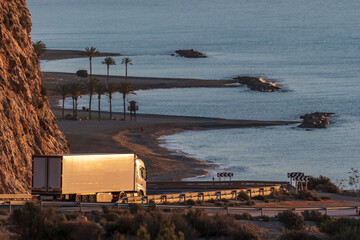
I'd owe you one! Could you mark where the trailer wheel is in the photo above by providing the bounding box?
[138,190,144,196]
[75,195,81,202]
[82,195,89,202]
[90,195,96,202]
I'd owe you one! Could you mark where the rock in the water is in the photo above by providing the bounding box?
[174,49,207,58]
[298,112,335,128]
[234,76,282,92]
[0,1,69,193]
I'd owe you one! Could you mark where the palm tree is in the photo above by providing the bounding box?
[85,47,99,79]
[102,57,116,86]
[82,78,99,119]
[118,81,136,120]
[106,82,118,120]
[69,82,83,118]
[32,41,47,58]
[55,83,69,118]
[95,83,107,120]
[121,57,133,80]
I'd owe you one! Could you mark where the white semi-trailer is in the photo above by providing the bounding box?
[32,154,147,202]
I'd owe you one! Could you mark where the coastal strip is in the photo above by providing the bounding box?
[41,49,122,61]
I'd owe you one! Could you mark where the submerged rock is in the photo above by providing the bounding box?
[299,112,335,128]
[234,76,282,92]
[174,49,207,58]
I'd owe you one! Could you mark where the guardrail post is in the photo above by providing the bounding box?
[260,208,264,216]
[293,208,296,213]
[226,207,230,215]
[8,201,11,213]
[357,206,359,216]
[325,208,328,215]
[117,203,120,210]
[40,200,43,210]
[79,202,82,212]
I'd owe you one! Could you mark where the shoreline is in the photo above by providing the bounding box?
[50,95,295,181]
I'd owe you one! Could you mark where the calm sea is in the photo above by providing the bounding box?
[28,0,360,183]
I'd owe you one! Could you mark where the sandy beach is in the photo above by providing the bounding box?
[44,64,295,181]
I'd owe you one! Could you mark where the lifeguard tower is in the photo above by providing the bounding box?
[127,100,138,121]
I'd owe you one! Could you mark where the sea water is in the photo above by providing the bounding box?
[28,0,360,183]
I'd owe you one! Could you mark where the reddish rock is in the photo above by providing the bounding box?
[0,1,69,193]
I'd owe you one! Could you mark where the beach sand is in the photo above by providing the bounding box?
[45,69,295,181]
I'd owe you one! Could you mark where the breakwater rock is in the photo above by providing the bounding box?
[174,49,207,58]
[0,1,69,193]
[234,77,282,92]
[299,112,335,128]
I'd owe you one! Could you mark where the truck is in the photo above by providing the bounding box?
[32,154,147,202]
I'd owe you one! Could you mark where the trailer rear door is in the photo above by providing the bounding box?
[32,156,62,194]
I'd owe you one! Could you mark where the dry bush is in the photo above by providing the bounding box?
[277,210,305,230]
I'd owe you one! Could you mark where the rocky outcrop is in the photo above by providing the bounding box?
[0,1,69,193]
[174,49,207,58]
[299,112,334,128]
[234,76,282,92]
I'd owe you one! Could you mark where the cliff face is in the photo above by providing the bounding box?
[0,0,69,193]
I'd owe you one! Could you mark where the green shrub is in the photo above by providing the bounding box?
[253,195,269,202]
[308,176,340,193]
[319,217,360,239]
[296,190,321,201]
[260,215,270,222]
[0,209,8,216]
[245,199,255,206]
[185,199,196,206]
[58,221,103,240]
[155,219,184,240]
[238,191,251,201]
[137,225,150,240]
[301,210,330,224]
[234,212,253,220]
[277,210,305,230]
[76,69,88,78]
[279,229,322,240]
[128,203,142,214]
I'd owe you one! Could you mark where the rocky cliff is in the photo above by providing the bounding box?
[0,0,69,193]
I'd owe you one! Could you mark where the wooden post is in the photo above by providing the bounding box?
[295,180,298,194]
[290,178,293,186]
[305,181,308,191]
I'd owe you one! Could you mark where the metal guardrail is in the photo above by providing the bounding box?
[1,201,359,217]
[123,185,284,204]
[0,194,32,200]
[147,181,290,190]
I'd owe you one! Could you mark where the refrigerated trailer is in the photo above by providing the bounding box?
[32,154,147,202]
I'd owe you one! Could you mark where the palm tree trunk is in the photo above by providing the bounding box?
[75,97,78,118]
[125,64,128,80]
[89,58,92,79]
[89,93,92,119]
[72,97,75,116]
[62,96,65,118]
[123,95,126,120]
[98,95,101,120]
[109,95,112,119]
[107,66,109,86]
